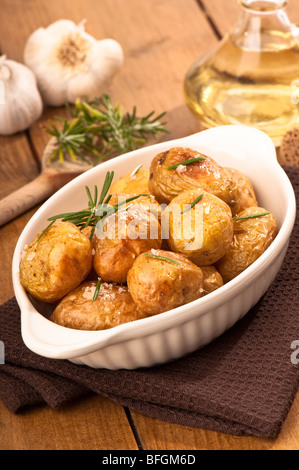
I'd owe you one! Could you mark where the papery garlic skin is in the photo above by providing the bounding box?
[24,20,124,107]
[0,56,43,135]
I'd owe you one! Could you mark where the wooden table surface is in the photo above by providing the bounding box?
[0,0,298,451]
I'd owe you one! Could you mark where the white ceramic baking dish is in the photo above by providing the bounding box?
[12,125,296,370]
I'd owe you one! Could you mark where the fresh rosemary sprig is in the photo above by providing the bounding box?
[181,194,204,214]
[235,212,271,222]
[37,171,151,242]
[144,253,182,266]
[167,157,206,171]
[93,278,102,302]
[36,220,56,245]
[46,94,169,164]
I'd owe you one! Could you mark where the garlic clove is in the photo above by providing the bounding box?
[24,19,124,107]
[89,39,124,82]
[0,57,43,135]
[67,40,124,102]
[24,27,78,106]
[66,72,103,103]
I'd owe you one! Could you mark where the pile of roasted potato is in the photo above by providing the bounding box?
[20,147,278,331]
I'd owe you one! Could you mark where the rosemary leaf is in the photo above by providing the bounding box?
[89,226,96,241]
[85,185,95,208]
[36,220,56,245]
[45,94,169,165]
[93,278,102,302]
[130,164,143,177]
[104,194,112,205]
[93,185,98,206]
[181,194,204,214]
[144,253,182,266]
[167,157,206,171]
[115,193,152,208]
[235,212,271,222]
[98,171,114,205]
[48,210,91,221]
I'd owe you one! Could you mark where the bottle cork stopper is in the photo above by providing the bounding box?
[279,126,299,166]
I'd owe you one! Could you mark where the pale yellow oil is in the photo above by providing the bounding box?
[184,34,299,145]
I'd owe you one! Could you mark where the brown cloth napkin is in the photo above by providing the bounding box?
[0,166,298,439]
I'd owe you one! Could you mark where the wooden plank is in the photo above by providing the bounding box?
[0,211,37,305]
[0,394,139,450]
[0,134,39,200]
[130,395,299,450]
[200,0,299,38]
[0,127,40,305]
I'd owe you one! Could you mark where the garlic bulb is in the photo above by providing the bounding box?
[0,55,43,135]
[24,19,124,107]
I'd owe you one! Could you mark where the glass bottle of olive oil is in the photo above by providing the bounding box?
[184,0,299,146]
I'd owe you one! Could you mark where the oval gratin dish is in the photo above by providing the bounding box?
[12,125,296,370]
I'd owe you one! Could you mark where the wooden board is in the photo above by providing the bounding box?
[0,395,139,450]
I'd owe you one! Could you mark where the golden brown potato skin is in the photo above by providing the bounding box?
[20,222,92,303]
[93,206,162,284]
[200,266,224,296]
[148,147,235,208]
[109,168,150,195]
[50,281,148,330]
[108,193,162,222]
[225,167,258,216]
[216,207,278,283]
[162,189,234,266]
[127,250,204,315]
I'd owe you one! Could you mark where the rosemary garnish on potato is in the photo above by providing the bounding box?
[46,94,169,164]
[37,171,150,243]
[93,278,102,302]
[235,212,270,222]
[181,194,204,214]
[130,164,143,177]
[144,253,182,266]
[167,157,206,171]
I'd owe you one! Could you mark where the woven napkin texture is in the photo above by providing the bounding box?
[0,166,298,438]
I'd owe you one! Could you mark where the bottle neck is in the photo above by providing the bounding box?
[231,0,295,51]
[240,0,288,12]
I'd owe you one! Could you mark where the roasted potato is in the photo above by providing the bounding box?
[20,222,92,303]
[216,207,278,283]
[149,147,236,208]
[20,143,278,333]
[109,168,150,195]
[224,167,258,216]
[82,193,162,242]
[108,192,162,222]
[162,189,234,266]
[93,206,162,284]
[50,281,148,330]
[127,249,204,315]
[200,266,224,296]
